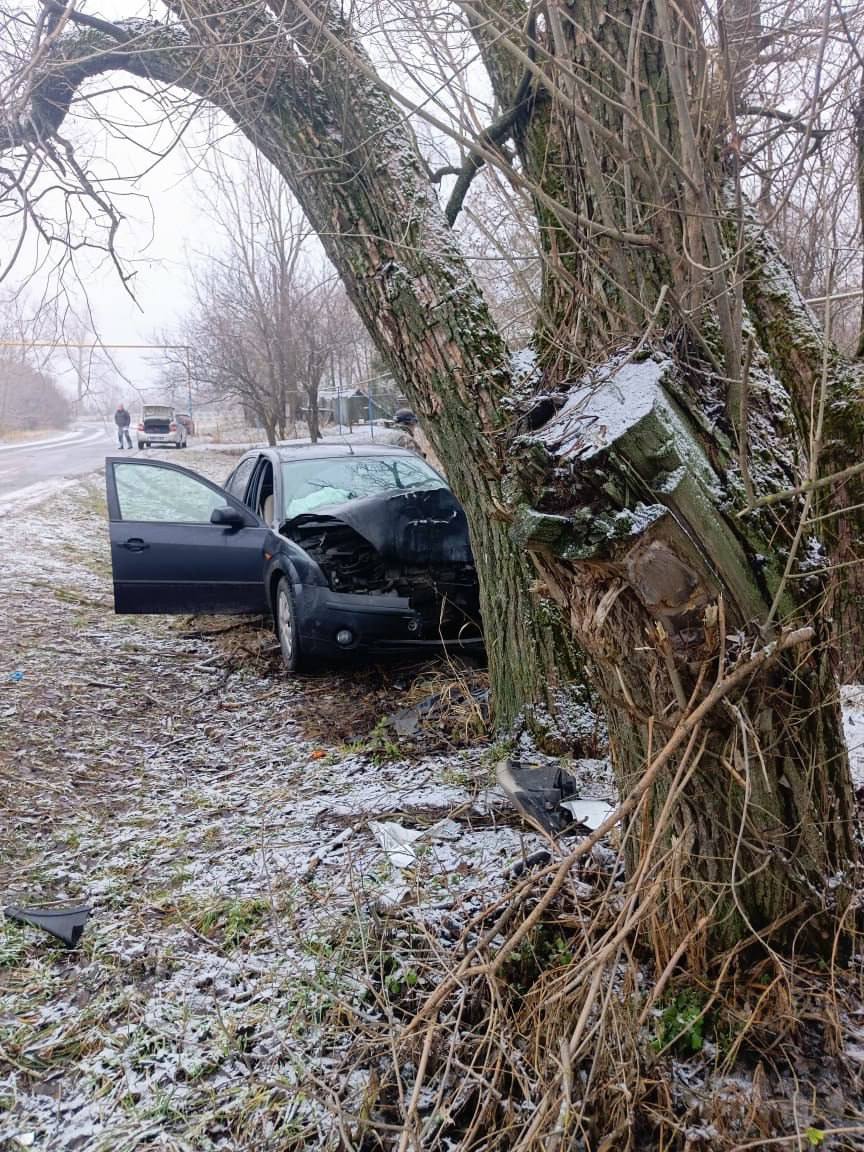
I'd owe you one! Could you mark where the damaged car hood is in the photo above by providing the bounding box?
[281,485,474,566]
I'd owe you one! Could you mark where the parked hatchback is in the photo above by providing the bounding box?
[137,404,188,450]
[105,444,483,669]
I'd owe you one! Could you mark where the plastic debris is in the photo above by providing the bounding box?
[389,705,421,737]
[425,817,462,841]
[4,903,91,947]
[369,820,424,870]
[385,686,490,740]
[497,758,616,836]
[559,798,615,831]
[6,670,24,682]
[506,847,552,879]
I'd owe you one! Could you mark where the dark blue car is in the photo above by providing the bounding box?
[105,443,483,669]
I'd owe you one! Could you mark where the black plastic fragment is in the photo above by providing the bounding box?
[496,758,582,835]
[4,904,91,948]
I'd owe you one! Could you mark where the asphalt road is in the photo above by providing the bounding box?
[0,423,116,501]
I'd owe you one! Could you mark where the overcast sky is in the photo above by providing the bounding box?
[1,1,489,405]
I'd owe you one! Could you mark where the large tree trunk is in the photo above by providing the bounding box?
[522,354,857,960]
[743,222,864,681]
[466,0,861,960]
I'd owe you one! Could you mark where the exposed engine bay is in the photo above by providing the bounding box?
[280,486,482,637]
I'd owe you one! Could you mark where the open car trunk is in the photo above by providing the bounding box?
[142,406,173,434]
[281,486,481,640]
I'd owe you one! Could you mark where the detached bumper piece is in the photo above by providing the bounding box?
[5,903,91,947]
[496,759,614,837]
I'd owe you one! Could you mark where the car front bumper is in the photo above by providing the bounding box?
[294,585,483,658]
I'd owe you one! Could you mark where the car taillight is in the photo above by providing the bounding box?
[137,423,144,430]
[169,422,177,431]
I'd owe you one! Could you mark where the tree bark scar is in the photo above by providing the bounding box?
[622,538,711,630]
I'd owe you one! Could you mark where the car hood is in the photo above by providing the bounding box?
[282,485,474,566]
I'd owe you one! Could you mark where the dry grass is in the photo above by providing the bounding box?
[0,425,68,443]
[298,835,864,1151]
[291,658,490,754]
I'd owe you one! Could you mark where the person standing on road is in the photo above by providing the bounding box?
[114,404,132,449]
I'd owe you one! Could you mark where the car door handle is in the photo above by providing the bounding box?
[122,538,150,552]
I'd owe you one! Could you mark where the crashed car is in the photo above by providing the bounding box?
[105,444,483,669]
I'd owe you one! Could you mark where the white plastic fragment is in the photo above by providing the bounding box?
[558,799,615,830]
[369,820,424,869]
[425,817,462,841]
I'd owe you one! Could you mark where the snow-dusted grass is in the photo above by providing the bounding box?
[4,452,864,1151]
[0,455,558,1150]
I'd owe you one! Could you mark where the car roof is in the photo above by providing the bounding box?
[251,441,416,461]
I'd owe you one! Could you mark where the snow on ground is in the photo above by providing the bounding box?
[4,451,863,1150]
[843,684,864,789]
[0,451,569,1151]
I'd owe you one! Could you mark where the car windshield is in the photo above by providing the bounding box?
[281,454,445,517]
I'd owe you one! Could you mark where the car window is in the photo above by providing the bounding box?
[226,456,258,503]
[281,455,445,517]
[114,464,224,523]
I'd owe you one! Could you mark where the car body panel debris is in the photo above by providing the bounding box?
[496,758,614,836]
[4,904,91,948]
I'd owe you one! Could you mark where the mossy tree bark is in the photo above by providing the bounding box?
[466,1,861,959]
[1,0,859,962]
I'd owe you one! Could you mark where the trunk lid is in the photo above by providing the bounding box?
[142,405,174,434]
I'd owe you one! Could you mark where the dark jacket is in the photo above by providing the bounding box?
[114,408,131,428]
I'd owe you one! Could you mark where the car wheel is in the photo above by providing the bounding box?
[275,578,301,672]
[137,442,144,450]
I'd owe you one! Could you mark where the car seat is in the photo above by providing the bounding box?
[262,494,274,525]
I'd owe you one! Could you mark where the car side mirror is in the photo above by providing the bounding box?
[211,506,246,529]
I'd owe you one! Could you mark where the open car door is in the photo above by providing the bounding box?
[106,458,269,615]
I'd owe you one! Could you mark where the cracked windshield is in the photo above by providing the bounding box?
[282,454,445,515]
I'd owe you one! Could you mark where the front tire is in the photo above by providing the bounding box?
[275,578,301,672]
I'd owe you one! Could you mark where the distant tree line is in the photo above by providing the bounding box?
[0,358,70,434]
